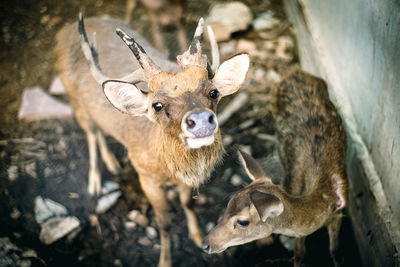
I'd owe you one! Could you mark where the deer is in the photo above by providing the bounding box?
[202,69,348,267]
[124,0,187,55]
[54,13,249,267]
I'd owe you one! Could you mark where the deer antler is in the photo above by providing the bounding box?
[207,25,220,76]
[116,28,161,81]
[79,13,146,85]
[177,18,208,69]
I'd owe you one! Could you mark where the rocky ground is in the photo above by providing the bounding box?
[0,0,362,266]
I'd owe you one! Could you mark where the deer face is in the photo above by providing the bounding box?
[202,149,284,253]
[101,19,249,149]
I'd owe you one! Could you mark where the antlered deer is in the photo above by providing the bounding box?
[54,13,249,267]
[202,70,348,267]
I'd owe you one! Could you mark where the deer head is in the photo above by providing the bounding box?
[79,14,250,149]
[202,149,284,253]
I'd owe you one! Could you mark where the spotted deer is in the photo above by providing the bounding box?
[54,13,249,267]
[202,70,348,267]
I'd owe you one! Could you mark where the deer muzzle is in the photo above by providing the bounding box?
[181,109,218,149]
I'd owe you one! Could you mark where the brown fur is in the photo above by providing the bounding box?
[203,69,347,267]
[54,17,248,267]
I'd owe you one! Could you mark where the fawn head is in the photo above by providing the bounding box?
[202,149,284,253]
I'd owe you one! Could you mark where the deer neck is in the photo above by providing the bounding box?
[271,188,334,237]
[151,125,224,187]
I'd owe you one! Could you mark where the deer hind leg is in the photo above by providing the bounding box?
[178,183,203,247]
[294,236,306,267]
[327,213,343,267]
[96,131,121,175]
[139,175,172,267]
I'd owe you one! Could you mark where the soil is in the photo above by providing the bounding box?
[0,0,362,266]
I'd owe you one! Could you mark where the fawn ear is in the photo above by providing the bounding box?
[237,148,271,182]
[103,80,149,116]
[212,54,249,97]
[250,191,283,222]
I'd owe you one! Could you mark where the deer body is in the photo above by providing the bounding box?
[55,15,249,267]
[203,70,347,267]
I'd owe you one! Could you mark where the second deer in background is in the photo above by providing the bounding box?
[125,0,187,54]
[203,69,348,267]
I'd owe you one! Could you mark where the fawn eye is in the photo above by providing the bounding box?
[152,102,163,112]
[236,219,249,228]
[209,89,219,99]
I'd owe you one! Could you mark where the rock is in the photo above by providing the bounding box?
[124,221,137,230]
[206,2,253,42]
[127,210,149,227]
[18,87,73,121]
[10,208,21,220]
[266,69,281,83]
[34,196,68,224]
[195,194,207,205]
[95,191,121,214]
[7,166,18,181]
[0,237,38,267]
[24,162,37,179]
[49,76,67,95]
[166,187,178,201]
[275,36,294,61]
[101,181,120,195]
[237,39,257,53]
[39,216,80,245]
[146,226,158,240]
[252,12,279,31]
[230,174,243,186]
[222,135,233,146]
[279,235,295,251]
[138,236,152,246]
[219,41,237,57]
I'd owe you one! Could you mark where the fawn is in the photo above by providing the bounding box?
[54,13,249,267]
[203,69,348,267]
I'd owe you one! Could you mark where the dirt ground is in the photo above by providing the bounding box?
[0,0,362,266]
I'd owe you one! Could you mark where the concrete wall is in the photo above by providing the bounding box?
[283,0,400,266]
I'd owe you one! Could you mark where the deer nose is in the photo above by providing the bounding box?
[201,240,210,253]
[184,110,217,137]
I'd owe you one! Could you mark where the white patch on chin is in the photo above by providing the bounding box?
[187,135,215,149]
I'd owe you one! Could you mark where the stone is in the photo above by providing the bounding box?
[18,87,73,121]
[39,216,80,245]
[95,191,121,214]
[252,12,279,31]
[146,226,158,240]
[34,196,68,224]
[206,2,253,42]
[124,221,137,230]
[230,174,243,186]
[7,166,18,181]
[237,39,257,53]
[127,210,149,227]
[138,236,152,246]
[49,76,67,95]
[266,69,281,83]
[101,181,120,195]
[206,222,215,233]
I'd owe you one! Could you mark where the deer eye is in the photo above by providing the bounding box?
[209,89,219,99]
[152,102,163,112]
[236,219,249,228]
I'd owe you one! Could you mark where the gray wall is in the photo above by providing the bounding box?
[283,0,400,266]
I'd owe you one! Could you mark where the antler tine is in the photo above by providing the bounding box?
[116,28,161,81]
[177,18,207,69]
[207,25,220,76]
[79,12,109,84]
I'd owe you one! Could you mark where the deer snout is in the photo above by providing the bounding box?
[183,110,218,138]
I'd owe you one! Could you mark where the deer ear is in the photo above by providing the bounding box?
[103,80,149,116]
[212,54,249,97]
[250,191,283,222]
[237,149,270,182]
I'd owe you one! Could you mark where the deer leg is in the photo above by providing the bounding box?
[139,176,172,267]
[177,183,203,247]
[294,236,306,267]
[327,213,343,267]
[176,22,188,54]
[96,130,121,175]
[148,11,168,54]
[86,130,101,195]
